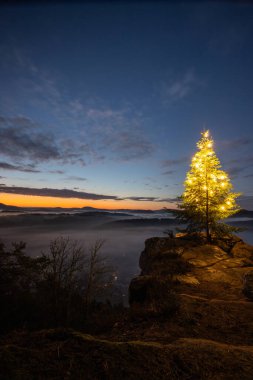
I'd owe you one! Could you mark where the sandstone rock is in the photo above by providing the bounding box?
[231,241,253,259]
[139,236,199,275]
[213,235,242,253]
[130,235,253,306]
[129,275,179,316]
[243,271,253,300]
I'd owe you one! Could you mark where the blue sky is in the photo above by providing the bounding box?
[0,1,253,209]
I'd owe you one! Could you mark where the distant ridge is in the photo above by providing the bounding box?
[0,202,168,214]
[237,209,253,217]
[0,203,252,216]
[0,203,21,211]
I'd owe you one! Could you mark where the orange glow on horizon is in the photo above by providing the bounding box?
[0,193,176,210]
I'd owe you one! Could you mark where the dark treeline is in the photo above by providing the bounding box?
[0,237,124,335]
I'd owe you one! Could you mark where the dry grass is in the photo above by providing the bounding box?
[0,329,253,380]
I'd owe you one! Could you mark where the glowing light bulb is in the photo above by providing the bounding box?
[221,182,225,187]
[226,201,231,205]
[207,142,212,148]
[220,205,225,210]
[204,131,209,138]
[203,185,207,190]
[220,175,225,180]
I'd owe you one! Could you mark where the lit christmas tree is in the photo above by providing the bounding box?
[178,130,241,241]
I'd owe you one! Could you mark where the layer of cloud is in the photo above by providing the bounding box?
[161,156,186,175]
[65,176,87,182]
[108,131,154,161]
[0,46,155,164]
[0,117,60,161]
[125,196,157,202]
[224,155,253,178]
[219,138,252,151]
[49,170,65,174]
[156,197,179,203]
[0,47,154,162]
[0,186,118,201]
[0,185,168,203]
[83,106,155,161]
[162,170,175,176]
[162,157,187,167]
[0,115,86,166]
[0,107,154,167]
[161,70,199,104]
[227,166,244,178]
[0,161,40,173]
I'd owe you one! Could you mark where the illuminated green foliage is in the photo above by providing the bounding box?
[179,130,241,240]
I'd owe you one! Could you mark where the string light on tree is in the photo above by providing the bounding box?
[178,130,241,241]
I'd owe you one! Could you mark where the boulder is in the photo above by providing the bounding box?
[130,234,253,306]
[231,241,253,259]
[127,234,253,347]
[139,236,199,275]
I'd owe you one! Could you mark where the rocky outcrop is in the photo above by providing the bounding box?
[130,234,253,305]
[128,234,253,347]
[244,271,253,300]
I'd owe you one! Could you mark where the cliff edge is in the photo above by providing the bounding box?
[127,234,253,345]
[1,234,253,379]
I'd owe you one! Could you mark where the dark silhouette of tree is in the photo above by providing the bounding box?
[0,236,118,333]
[83,239,114,318]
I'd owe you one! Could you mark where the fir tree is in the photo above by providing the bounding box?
[178,130,240,241]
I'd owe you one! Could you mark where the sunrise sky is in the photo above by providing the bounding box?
[0,1,253,210]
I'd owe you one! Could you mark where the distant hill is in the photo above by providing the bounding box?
[0,202,171,214]
[0,202,252,217]
[0,203,21,211]
[77,211,132,217]
[235,209,253,218]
